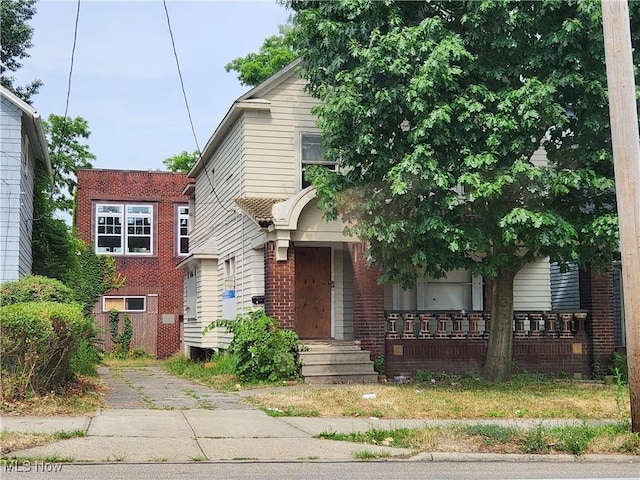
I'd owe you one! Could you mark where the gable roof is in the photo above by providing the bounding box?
[188,58,304,178]
[0,85,51,175]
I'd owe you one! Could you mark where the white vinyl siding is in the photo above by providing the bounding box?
[529,145,548,167]
[513,257,552,310]
[243,75,322,198]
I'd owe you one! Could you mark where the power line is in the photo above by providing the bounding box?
[63,0,81,122]
[161,0,231,213]
[49,0,81,200]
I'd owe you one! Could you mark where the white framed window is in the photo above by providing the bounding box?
[177,205,189,256]
[301,133,337,188]
[224,257,236,292]
[95,203,154,255]
[392,269,483,311]
[96,204,124,253]
[103,296,146,312]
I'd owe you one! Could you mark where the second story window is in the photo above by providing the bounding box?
[301,133,337,189]
[96,203,154,255]
[177,205,189,256]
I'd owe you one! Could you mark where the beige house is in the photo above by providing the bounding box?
[179,61,603,379]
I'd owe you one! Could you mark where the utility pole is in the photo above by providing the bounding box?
[601,0,640,432]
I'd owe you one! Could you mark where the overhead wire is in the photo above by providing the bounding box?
[161,0,232,214]
[48,0,82,204]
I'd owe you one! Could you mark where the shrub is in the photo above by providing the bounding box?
[0,275,75,306]
[0,301,93,400]
[108,310,133,358]
[204,310,301,382]
[70,337,102,376]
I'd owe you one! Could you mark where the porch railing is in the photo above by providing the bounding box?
[385,310,588,340]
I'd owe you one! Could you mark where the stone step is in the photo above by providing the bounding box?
[297,343,377,384]
[298,351,373,365]
[301,362,376,375]
[303,373,379,384]
[300,344,365,352]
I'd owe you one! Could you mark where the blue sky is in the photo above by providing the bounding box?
[15,0,291,170]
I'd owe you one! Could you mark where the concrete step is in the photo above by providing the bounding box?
[300,344,365,352]
[301,362,377,375]
[297,342,378,384]
[303,373,379,384]
[298,352,373,365]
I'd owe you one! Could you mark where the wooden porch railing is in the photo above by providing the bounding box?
[385,310,589,340]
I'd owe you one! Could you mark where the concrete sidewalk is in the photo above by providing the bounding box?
[1,409,411,462]
[3,410,640,463]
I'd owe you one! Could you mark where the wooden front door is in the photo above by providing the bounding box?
[295,247,332,338]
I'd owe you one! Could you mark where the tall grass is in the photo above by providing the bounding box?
[161,353,238,391]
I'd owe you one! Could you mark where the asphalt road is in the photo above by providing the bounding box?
[4,461,639,480]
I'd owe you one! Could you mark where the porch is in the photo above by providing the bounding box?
[383,310,592,378]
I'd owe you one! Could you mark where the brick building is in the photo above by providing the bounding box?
[75,169,192,357]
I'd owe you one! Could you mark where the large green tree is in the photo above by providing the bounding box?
[225,24,296,87]
[162,149,199,173]
[43,114,96,214]
[289,0,625,381]
[33,114,95,280]
[0,0,42,102]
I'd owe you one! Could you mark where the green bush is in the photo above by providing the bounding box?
[70,338,102,376]
[109,310,133,358]
[0,301,93,400]
[0,275,76,306]
[204,310,301,382]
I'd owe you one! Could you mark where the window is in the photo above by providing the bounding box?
[103,296,146,312]
[96,203,153,255]
[301,133,337,188]
[224,257,236,292]
[177,206,189,256]
[391,269,483,311]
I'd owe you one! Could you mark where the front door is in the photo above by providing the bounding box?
[295,247,332,338]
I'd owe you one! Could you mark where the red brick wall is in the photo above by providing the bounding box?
[580,265,615,374]
[264,241,295,329]
[385,337,592,377]
[350,243,385,359]
[75,169,193,358]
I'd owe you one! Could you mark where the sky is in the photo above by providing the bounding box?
[14,0,291,171]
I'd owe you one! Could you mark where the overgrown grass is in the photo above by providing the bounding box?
[101,354,158,368]
[161,353,240,391]
[247,374,631,420]
[1,376,104,415]
[318,422,640,456]
[1,429,86,455]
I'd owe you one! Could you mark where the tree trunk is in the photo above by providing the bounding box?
[481,268,518,381]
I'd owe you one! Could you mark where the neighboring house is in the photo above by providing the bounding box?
[0,86,51,284]
[75,169,193,357]
[181,60,617,377]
